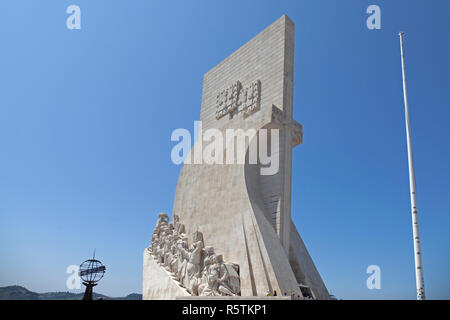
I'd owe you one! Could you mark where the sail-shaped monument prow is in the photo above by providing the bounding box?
[143,15,329,299]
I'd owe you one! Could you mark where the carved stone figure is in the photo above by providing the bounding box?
[147,213,240,296]
[200,260,220,296]
[173,214,185,235]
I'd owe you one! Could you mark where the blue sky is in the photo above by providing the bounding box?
[0,1,449,299]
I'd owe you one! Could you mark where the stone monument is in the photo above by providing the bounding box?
[143,15,330,300]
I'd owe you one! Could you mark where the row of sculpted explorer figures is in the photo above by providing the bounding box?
[147,213,241,296]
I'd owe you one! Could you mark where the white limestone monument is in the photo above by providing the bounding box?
[143,15,330,299]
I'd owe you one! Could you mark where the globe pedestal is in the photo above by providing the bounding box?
[82,281,97,300]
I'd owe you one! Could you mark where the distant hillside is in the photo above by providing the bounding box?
[0,285,142,300]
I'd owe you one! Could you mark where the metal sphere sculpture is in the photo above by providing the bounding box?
[79,253,106,300]
[79,259,105,283]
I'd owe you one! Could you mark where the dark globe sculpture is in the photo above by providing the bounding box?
[79,259,105,283]
[79,255,106,300]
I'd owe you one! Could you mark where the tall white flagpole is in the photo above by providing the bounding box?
[398,31,425,300]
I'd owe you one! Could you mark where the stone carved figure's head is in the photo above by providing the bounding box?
[215,254,223,264]
[204,246,214,257]
[192,231,203,243]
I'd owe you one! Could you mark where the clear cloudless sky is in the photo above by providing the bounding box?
[0,0,449,299]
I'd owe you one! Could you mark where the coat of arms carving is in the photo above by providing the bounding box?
[215,80,261,120]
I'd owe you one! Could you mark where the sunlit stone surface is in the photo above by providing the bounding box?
[143,15,329,300]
